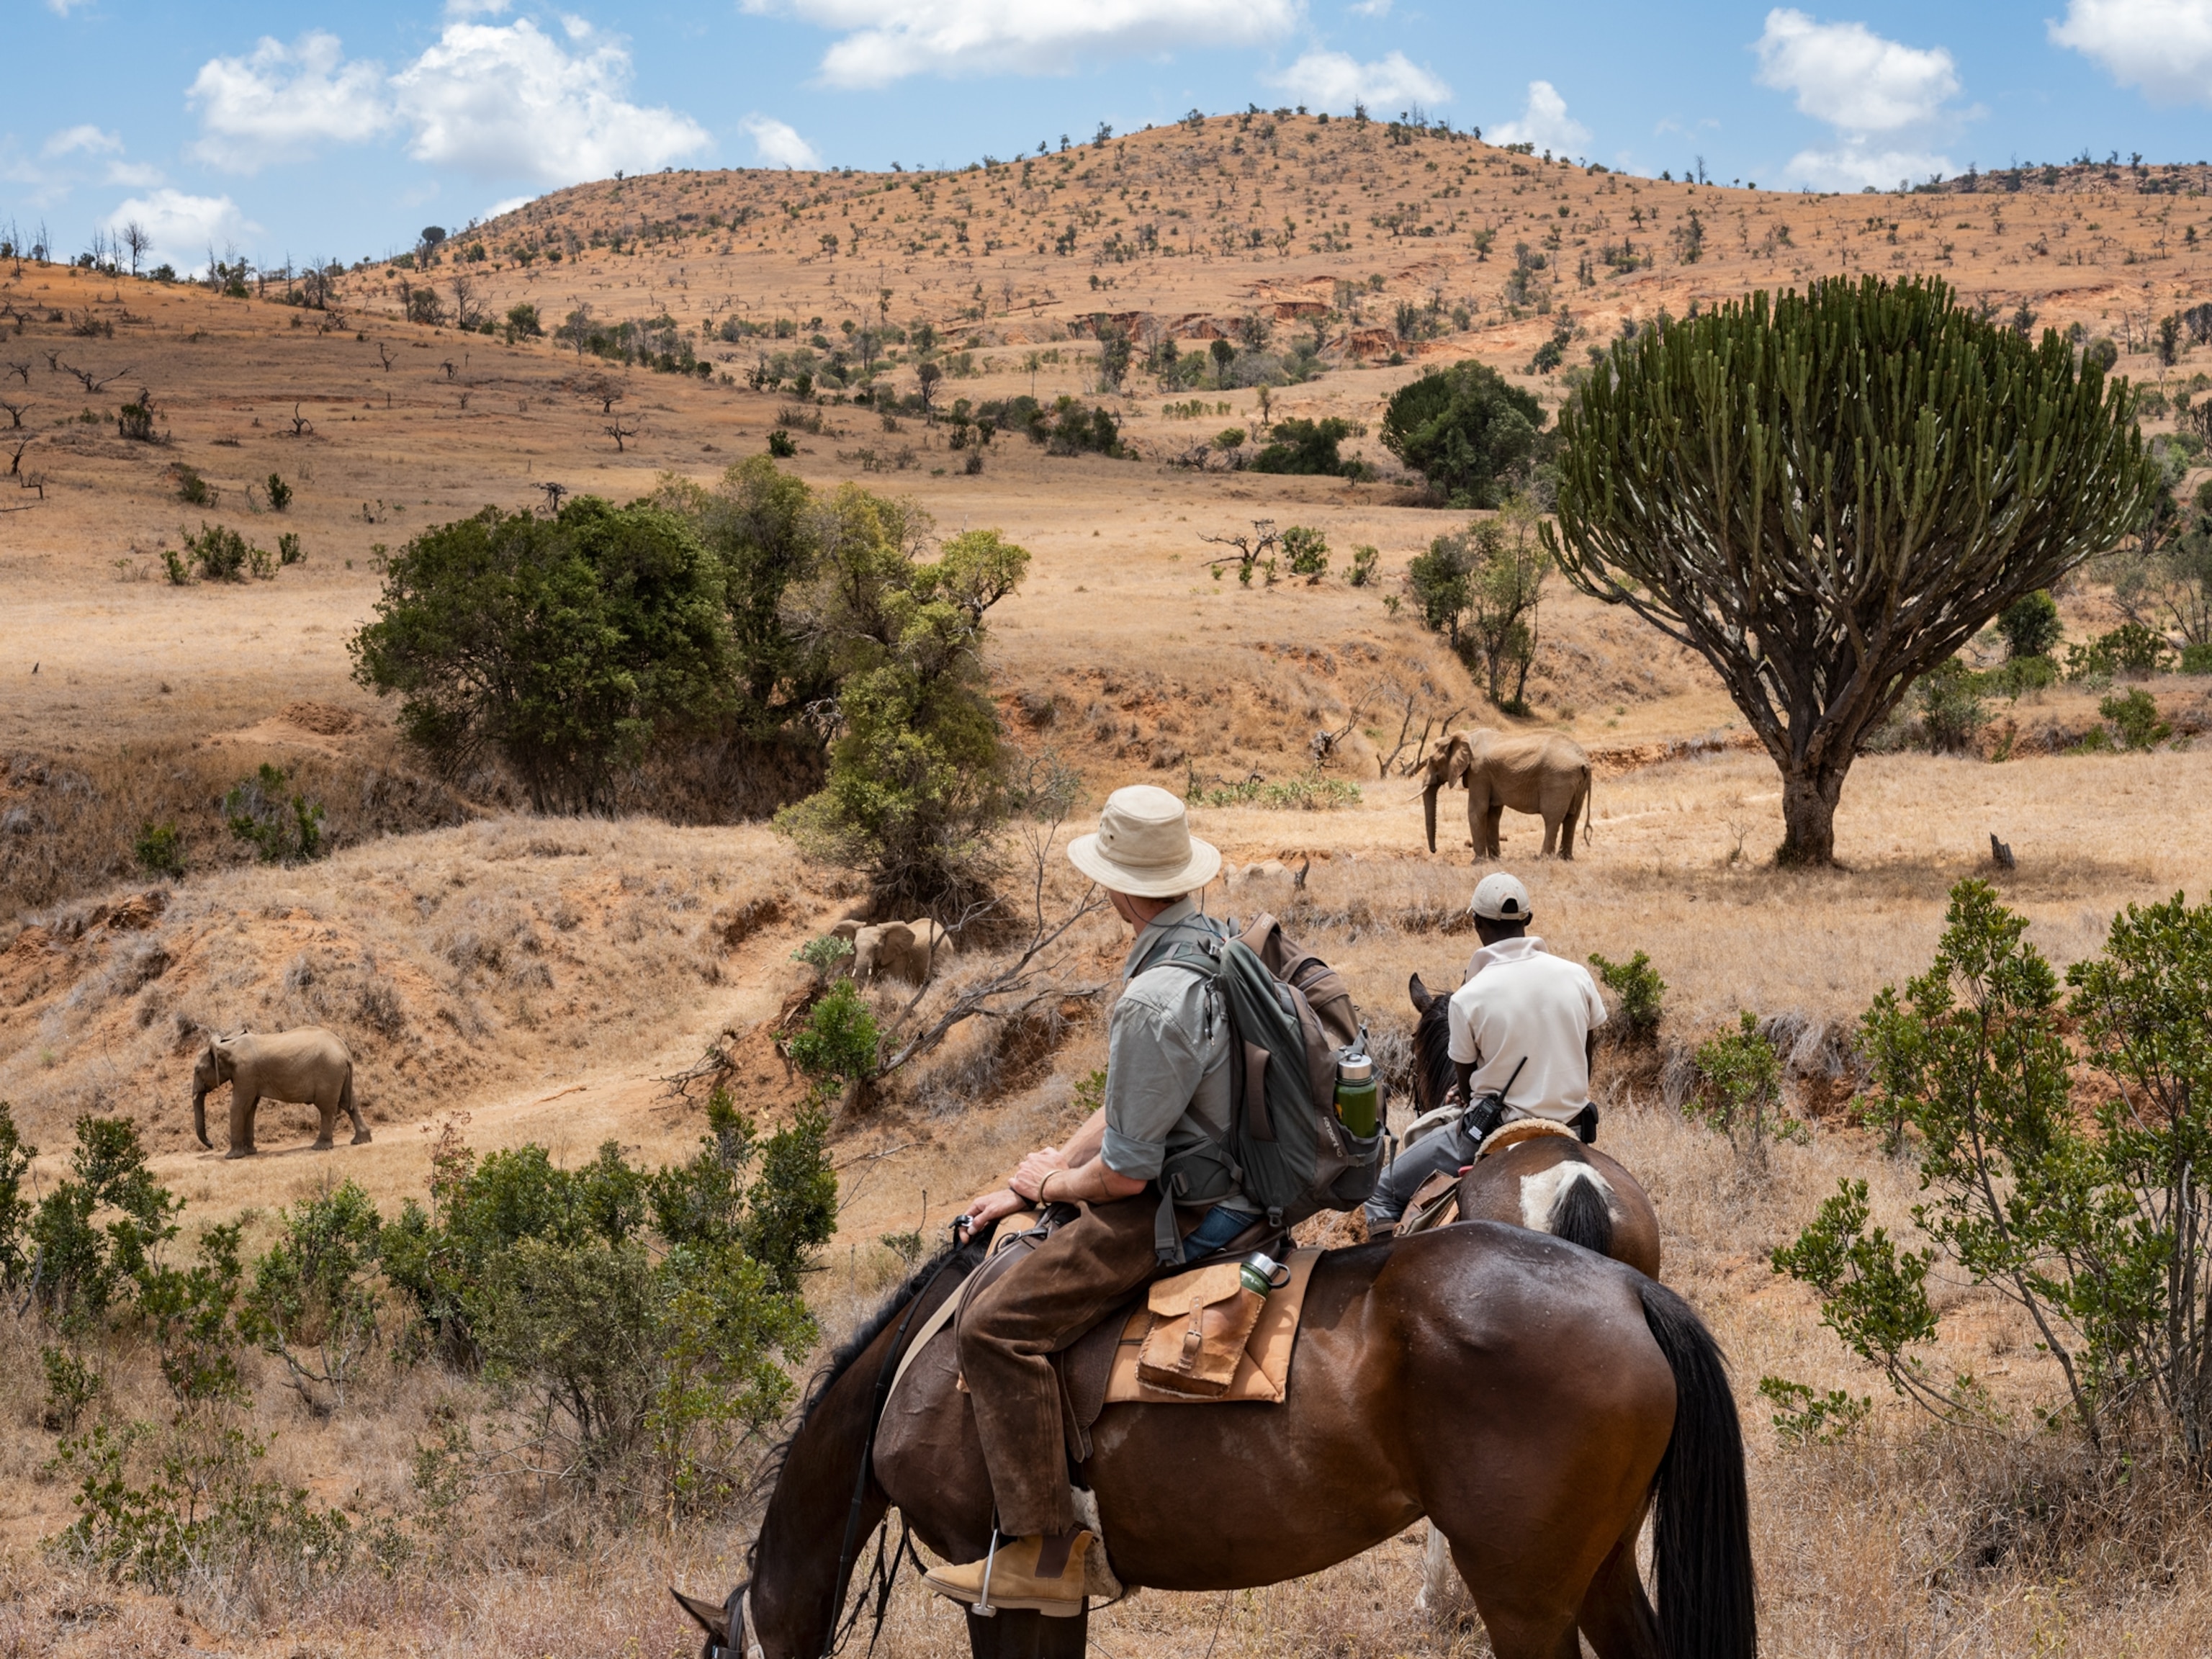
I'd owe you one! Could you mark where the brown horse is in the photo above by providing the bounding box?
[675,1218,1752,1659]
[1408,972,1663,1280]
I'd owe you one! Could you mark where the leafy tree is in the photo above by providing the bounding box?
[1996,589,2062,659]
[1588,950,1665,1038]
[1404,495,1549,710]
[240,1181,385,1414]
[1250,416,1358,476]
[1380,361,1545,506]
[350,498,732,811]
[1549,276,2159,864]
[775,508,1030,908]
[27,1116,180,1321]
[1280,525,1328,582]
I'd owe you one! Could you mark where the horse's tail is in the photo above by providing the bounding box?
[1545,1158,1614,1257]
[1638,1277,1756,1659]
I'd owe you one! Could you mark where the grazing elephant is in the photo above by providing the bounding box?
[190,1027,369,1159]
[850,920,952,987]
[1421,728,1593,860]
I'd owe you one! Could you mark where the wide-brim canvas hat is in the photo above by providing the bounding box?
[1068,785,1223,897]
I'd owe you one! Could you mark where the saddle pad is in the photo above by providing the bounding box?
[1102,1247,1322,1406]
[1476,1118,1580,1159]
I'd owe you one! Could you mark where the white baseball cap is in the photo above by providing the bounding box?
[1470,872,1532,922]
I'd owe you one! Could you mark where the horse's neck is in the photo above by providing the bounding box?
[750,1262,967,1657]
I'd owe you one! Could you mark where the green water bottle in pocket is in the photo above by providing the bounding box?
[1334,1050,1379,1138]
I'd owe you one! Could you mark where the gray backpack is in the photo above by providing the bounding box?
[1138,912,1383,1261]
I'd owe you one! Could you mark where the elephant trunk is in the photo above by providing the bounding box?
[192,1086,211,1149]
[1423,781,1440,853]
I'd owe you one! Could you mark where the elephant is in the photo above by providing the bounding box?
[190,1027,369,1158]
[850,920,952,987]
[1421,728,1593,860]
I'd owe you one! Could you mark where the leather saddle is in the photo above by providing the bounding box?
[891,1209,1310,1466]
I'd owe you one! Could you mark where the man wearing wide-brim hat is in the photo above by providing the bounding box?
[925,785,1251,1617]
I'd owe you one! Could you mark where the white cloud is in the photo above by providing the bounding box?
[445,0,513,14]
[1267,49,1449,112]
[45,0,97,15]
[1489,81,1591,152]
[1752,9,1959,133]
[2052,1,2212,103]
[1781,144,1952,191]
[186,24,707,186]
[747,0,1298,88]
[739,113,822,169]
[1347,0,1392,14]
[392,20,709,181]
[104,161,166,188]
[483,194,534,221]
[103,189,255,271]
[43,125,122,157]
[187,32,394,171]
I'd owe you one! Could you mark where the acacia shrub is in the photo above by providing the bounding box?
[1380,361,1545,505]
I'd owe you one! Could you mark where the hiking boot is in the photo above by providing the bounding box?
[922,1529,1093,1617]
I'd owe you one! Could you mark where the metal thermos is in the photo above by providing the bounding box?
[1335,1051,1379,1137]
[1239,1252,1283,1297]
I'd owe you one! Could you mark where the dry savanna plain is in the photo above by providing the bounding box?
[4,113,2212,1656]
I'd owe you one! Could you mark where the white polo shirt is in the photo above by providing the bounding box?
[1445,935,1607,1122]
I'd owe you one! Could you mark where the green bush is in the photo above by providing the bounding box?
[792,933,855,976]
[2100,687,2172,750]
[1347,544,1379,588]
[1380,360,1546,507]
[160,548,189,585]
[1968,654,2058,699]
[26,1115,179,1320]
[1773,881,2212,1455]
[2067,621,2172,681]
[2184,642,2212,674]
[172,464,215,507]
[278,531,302,565]
[135,1222,248,1408]
[351,498,733,813]
[265,472,293,512]
[1588,949,1665,1038]
[1213,426,1247,450]
[1249,416,1361,477]
[1997,589,2062,659]
[766,428,796,458]
[240,1181,385,1413]
[1281,525,1328,582]
[380,1097,831,1509]
[786,981,881,1094]
[0,1102,35,1292]
[1406,495,1549,711]
[186,522,251,582]
[132,821,184,878]
[223,763,325,865]
[1691,1012,1800,1168]
[1755,1375,1871,1445]
[1914,659,1985,754]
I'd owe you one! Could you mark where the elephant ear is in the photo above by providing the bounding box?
[878,922,917,955]
[830,918,862,945]
[1444,734,1474,786]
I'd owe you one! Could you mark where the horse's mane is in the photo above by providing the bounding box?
[745,1233,986,1577]
[1413,989,1456,1115]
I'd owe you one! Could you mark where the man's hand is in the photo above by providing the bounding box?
[962,1186,1028,1229]
[1010,1146,1071,1204]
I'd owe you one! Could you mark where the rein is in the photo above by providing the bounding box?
[822,1224,974,1655]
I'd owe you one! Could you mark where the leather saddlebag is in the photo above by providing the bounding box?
[1136,1262,1268,1398]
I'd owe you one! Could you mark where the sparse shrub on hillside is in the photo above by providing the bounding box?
[786,981,881,1094]
[1551,275,2160,865]
[1380,360,1545,507]
[350,498,732,813]
[1775,881,2212,1462]
[1914,659,1986,754]
[171,463,214,507]
[1281,524,1328,582]
[132,819,184,878]
[240,1180,385,1415]
[1406,493,1547,712]
[1689,1012,1800,1170]
[183,523,263,583]
[1997,589,2062,659]
[2100,687,2172,750]
[766,428,796,457]
[1347,543,1379,587]
[2067,622,2173,682]
[1588,949,1665,1039]
[224,763,325,865]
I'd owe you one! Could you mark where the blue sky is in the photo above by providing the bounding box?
[6,1,2212,274]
